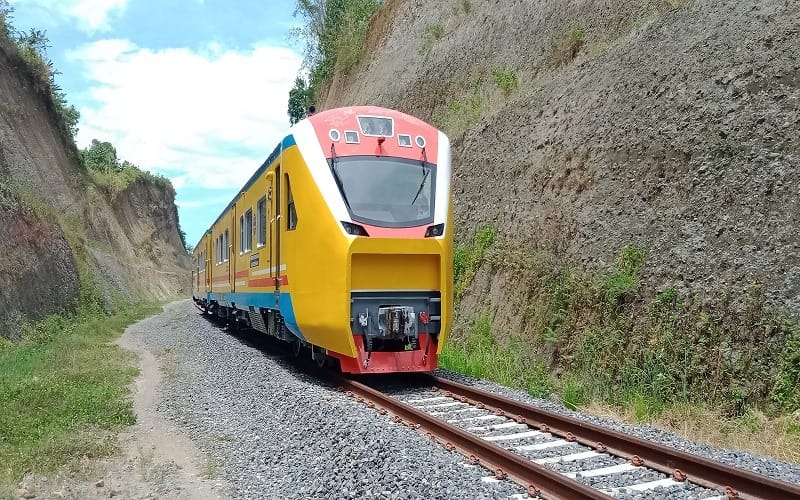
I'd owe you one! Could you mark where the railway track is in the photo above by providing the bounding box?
[337,374,800,500]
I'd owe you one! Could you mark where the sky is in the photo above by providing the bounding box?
[8,0,305,247]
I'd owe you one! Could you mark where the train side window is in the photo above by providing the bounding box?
[257,196,267,247]
[286,175,297,230]
[239,215,244,254]
[243,209,252,252]
[224,229,230,262]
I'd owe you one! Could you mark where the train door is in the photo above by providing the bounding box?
[205,234,212,293]
[272,167,281,298]
[229,205,236,293]
[265,171,275,286]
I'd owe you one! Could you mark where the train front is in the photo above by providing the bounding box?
[303,106,453,374]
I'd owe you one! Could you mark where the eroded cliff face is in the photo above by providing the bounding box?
[320,0,800,323]
[0,40,190,338]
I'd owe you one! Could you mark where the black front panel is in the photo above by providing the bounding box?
[350,291,441,352]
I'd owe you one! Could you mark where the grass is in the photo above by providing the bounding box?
[200,456,218,479]
[453,225,495,299]
[0,303,161,488]
[492,68,519,97]
[552,25,585,66]
[663,0,691,8]
[433,89,485,139]
[441,240,800,462]
[421,23,445,54]
[88,165,174,202]
[586,402,800,464]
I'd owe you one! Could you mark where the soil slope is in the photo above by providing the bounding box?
[0,40,190,338]
[320,0,800,322]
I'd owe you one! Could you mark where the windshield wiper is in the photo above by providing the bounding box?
[329,144,350,209]
[411,167,430,205]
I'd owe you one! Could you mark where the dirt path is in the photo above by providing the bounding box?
[15,303,231,500]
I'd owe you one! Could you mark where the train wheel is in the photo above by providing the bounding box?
[292,339,303,358]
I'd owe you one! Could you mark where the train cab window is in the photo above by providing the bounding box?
[257,197,267,247]
[330,156,435,228]
[240,209,253,253]
[286,175,298,230]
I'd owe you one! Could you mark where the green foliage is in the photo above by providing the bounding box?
[460,0,472,14]
[0,0,12,38]
[772,324,800,410]
[449,242,800,422]
[421,23,444,53]
[434,90,484,137]
[0,304,160,486]
[288,76,313,125]
[601,245,645,307]
[453,225,495,299]
[81,139,175,199]
[292,0,382,99]
[561,376,587,410]
[1,15,80,141]
[441,314,554,394]
[179,229,190,253]
[663,0,690,9]
[492,68,519,97]
[552,25,585,66]
[81,139,119,173]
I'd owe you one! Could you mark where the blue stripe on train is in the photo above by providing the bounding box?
[206,291,305,341]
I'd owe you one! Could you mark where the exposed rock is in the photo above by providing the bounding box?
[321,0,800,319]
[0,38,190,338]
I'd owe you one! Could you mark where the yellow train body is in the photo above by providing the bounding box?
[192,106,452,373]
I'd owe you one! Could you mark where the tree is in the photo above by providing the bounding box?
[0,0,13,38]
[287,76,312,125]
[81,139,120,173]
[291,0,382,95]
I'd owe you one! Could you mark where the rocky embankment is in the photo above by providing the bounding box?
[320,0,800,321]
[0,39,190,338]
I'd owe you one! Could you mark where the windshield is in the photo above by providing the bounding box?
[332,156,435,228]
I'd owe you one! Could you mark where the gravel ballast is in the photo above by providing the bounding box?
[135,301,800,498]
[139,302,525,499]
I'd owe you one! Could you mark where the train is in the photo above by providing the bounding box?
[191,106,453,374]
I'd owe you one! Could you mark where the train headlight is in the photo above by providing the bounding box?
[424,223,444,237]
[341,221,369,236]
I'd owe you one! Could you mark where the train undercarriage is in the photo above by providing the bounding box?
[192,294,440,374]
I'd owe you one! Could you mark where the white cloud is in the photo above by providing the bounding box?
[10,0,129,33]
[176,196,231,209]
[69,39,303,191]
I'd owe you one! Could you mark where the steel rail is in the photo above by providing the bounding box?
[338,376,609,499]
[430,375,800,500]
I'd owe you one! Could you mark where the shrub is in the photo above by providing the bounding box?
[292,0,382,99]
[492,68,519,97]
[602,245,644,307]
[81,139,174,199]
[553,25,585,66]
[3,20,80,141]
[434,90,484,137]
[453,225,495,299]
